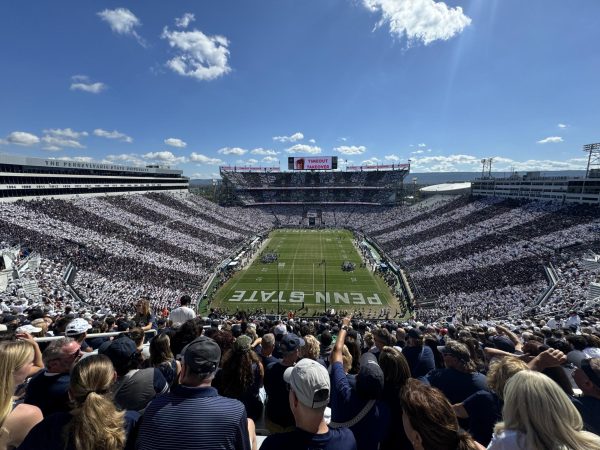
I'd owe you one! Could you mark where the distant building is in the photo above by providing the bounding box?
[471,171,600,204]
[0,154,188,202]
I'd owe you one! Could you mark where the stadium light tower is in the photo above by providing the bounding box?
[583,142,600,177]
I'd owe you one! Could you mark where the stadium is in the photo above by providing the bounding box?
[3,149,600,448]
[3,2,600,445]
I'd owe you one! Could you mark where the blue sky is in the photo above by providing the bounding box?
[1,0,599,178]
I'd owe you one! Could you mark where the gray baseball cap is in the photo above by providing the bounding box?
[284,358,330,409]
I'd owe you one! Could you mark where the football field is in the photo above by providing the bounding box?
[211,229,395,314]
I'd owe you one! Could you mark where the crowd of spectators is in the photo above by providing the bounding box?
[3,298,600,449]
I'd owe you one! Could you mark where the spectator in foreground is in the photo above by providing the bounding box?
[489,370,600,449]
[99,336,168,412]
[378,346,412,450]
[24,337,82,416]
[136,336,251,450]
[260,358,356,450]
[264,333,304,433]
[571,357,600,435]
[329,316,389,450]
[0,340,43,449]
[426,340,487,405]
[401,378,484,450]
[133,299,154,332]
[214,335,264,421]
[18,354,140,450]
[402,328,435,378]
[145,333,180,387]
[452,356,528,447]
[169,294,196,328]
[257,333,278,369]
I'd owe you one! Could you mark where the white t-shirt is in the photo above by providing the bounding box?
[169,306,196,326]
[487,430,526,450]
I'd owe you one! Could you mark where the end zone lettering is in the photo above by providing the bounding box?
[227,291,382,305]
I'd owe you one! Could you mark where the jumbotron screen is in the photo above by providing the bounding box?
[288,156,338,170]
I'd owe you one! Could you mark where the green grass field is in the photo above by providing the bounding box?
[212,229,395,315]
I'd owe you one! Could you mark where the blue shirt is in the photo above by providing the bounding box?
[24,369,71,417]
[463,390,502,446]
[402,345,435,378]
[260,426,356,450]
[17,410,140,450]
[136,385,250,450]
[572,395,600,435]
[329,362,390,450]
[426,368,488,404]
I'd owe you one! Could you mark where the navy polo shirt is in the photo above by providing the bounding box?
[260,426,357,450]
[24,369,71,417]
[572,395,600,435]
[136,385,250,450]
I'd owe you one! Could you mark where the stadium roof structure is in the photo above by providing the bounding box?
[420,182,471,195]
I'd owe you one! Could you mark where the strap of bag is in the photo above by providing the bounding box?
[329,399,376,428]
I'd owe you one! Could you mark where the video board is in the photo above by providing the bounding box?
[288,156,338,170]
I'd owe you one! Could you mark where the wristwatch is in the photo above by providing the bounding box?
[342,325,349,331]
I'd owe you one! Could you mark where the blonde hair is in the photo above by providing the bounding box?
[300,335,320,361]
[497,370,600,449]
[342,345,353,373]
[67,355,126,450]
[486,357,528,400]
[0,340,34,427]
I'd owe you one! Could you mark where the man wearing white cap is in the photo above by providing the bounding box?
[260,358,356,450]
[65,317,93,353]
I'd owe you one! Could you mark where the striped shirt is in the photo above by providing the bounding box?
[136,385,250,450]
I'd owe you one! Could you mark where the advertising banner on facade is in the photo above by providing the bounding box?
[288,156,337,170]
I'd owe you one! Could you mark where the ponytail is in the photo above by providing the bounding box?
[69,392,125,450]
[67,355,126,450]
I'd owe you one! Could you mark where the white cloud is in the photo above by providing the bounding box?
[309,139,316,144]
[41,135,85,149]
[362,0,471,46]
[98,8,145,46]
[93,129,133,143]
[285,144,322,154]
[44,128,88,139]
[5,131,40,146]
[338,137,348,142]
[273,132,304,143]
[262,156,279,163]
[143,151,187,165]
[537,136,563,144]
[418,143,427,147]
[406,153,587,173]
[161,27,231,81]
[251,148,278,156]
[384,154,401,161]
[164,138,187,148]
[175,13,195,28]
[70,75,107,94]
[247,159,259,165]
[334,145,367,155]
[411,149,424,154]
[558,123,568,128]
[218,147,247,156]
[192,172,221,179]
[190,152,224,165]
[105,153,146,166]
[362,157,382,165]
[48,156,95,163]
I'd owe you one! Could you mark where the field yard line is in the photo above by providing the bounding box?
[285,233,302,292]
